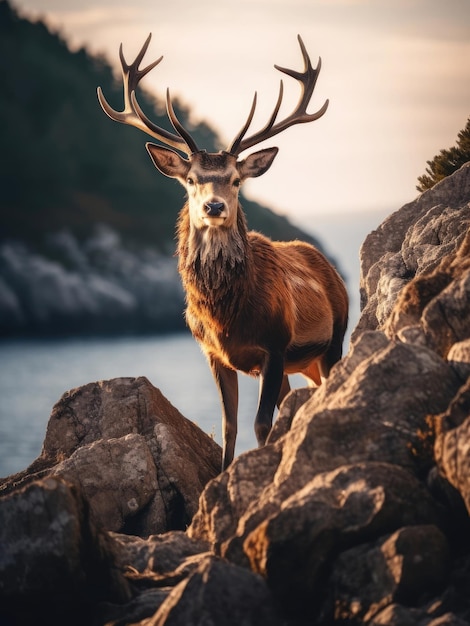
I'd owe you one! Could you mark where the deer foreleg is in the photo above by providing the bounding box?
[210,357,239,471]
[255,352,284,447]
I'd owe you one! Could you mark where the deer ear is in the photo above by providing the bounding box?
[238,147,279,180]
[146,143,190,181]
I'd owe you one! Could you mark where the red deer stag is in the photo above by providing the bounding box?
[98,34,348,470]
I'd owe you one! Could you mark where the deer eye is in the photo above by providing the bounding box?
[233,178,241,188]
[187,177,195,186]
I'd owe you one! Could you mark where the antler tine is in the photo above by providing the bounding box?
[274,35,325,120]
[118,34,162,109]
[97,34,198,155]
[228,35,329,156]
[165,89,199,155]
[227,92,258,156]
[229,82,285,156]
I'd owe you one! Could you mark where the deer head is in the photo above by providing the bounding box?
[97,34,328,232]
[145,147,277,230]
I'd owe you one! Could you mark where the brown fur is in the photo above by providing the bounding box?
[177,202,347,376]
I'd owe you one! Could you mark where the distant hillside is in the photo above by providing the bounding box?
[0,0,317,249]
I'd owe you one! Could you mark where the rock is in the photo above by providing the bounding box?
[243,465,442,619]
[188,443,282,555]
[146,555,283,626]
[355,162,470,341]
[0,227,186,336]
[328,525,450,623]
[99,532,213,625]
[52,433,160,533]
[98,547,282,626]
[189,331,460,559]
[110,530,210,576]
[385,230,470,358]
[1,376,222,535]
[435,378,470,516]
[447,339,470,381]
[267,386,314,444]
[0,476,130,625]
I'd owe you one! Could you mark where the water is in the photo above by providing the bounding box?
[0,334,269,477]
[0,208,390,478]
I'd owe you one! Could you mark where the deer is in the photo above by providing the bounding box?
[97,33,348,470]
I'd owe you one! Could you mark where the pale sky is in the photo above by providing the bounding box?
[14,0,470,219]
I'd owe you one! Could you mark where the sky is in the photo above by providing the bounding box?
[14,0,470,221]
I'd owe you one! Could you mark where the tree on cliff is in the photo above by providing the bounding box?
[417,116,470,192]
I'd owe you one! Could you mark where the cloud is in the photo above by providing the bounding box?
[52,7,138,29]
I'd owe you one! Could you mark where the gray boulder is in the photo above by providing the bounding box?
[2,376,221,535]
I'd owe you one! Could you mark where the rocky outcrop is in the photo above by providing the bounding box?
[2,376,222,535]
[0,226,185,336]
[188,330,463,622]
[355,162,470,341]
[1,163,470,625]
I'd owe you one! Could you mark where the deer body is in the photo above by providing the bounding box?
[98,34,348,469]
[178,201,348,467]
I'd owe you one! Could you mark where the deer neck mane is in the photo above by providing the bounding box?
[177,203,252,319]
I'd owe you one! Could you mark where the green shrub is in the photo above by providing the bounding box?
[417,117,470,192]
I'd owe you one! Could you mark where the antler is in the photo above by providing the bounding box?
[228,35,329,156]
[97,33,199,155]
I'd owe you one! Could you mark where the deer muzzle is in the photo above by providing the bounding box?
[204,201,225,217]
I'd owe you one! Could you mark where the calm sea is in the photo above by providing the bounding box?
[0,334,269,477]
[0,209,390,478]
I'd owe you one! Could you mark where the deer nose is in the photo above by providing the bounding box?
[204,201,224,217]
